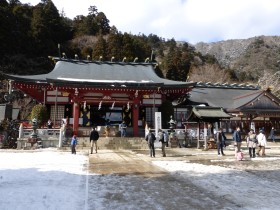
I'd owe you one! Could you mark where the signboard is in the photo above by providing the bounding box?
[155,112,162,137]
[250,122,255,132]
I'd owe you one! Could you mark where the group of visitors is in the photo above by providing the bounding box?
[70,121,127,155]
[144,125,273,159]
[233,126,268,157]
[69,122,275,158]
[145,128,169,157]
[70,127,100,155]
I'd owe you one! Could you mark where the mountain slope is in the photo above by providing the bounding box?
[194,36,280,81]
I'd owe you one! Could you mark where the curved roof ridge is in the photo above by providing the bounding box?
[233,89,263,100]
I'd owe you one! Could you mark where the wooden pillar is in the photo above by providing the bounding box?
[133,101,139,137]
[73,101,80,135]
[197,122,200,149]
[204,122,208,150]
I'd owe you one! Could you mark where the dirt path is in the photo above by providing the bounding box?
[88,150,168,177]
[87,149,241,210]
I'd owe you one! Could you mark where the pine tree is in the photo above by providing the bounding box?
[122,33,134,62]
[92,33,107,61]
[107,26,123,61]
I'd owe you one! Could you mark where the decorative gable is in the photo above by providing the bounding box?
[240,93,280,110]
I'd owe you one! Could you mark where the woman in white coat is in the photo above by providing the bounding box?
[256,129,267,156]
[246,129,257,158]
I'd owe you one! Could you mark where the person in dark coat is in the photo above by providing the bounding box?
[233,126,242,153]
[145,128,156,157]
[47,119,53,129]
[90,127,99,154]
[216,128,226,156]
[269,127,275,142]
[158,129,167,157]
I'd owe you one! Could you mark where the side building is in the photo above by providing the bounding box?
[176,82,280,135]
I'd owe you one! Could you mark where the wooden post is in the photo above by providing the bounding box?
[73,102,80,135]
[204,122,208,150]
[197,122,200,149]
[133,101,139,137]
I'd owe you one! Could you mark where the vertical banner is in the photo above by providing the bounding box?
[155,112,162,137]
[250,122,255,132]
[154,112,162,148]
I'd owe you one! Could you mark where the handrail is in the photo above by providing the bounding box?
[20,128,61,139]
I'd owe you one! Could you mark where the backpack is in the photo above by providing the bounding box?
[147,133,156,144]
[158,132,164,142]
[163,132,169,143]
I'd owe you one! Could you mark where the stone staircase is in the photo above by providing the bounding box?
[63,137,149,150]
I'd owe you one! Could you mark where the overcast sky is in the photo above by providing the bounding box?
[20,0,280,44]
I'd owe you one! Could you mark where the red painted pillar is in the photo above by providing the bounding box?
[133,101,139,137]
[73,102,80,135]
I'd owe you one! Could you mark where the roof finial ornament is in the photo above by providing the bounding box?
[145,57,149,63]
[111,56,115,62]
[62,52,67,59]
[133,57,138,62]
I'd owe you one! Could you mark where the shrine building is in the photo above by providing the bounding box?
[179,82,280,134]
[4,58,195,137]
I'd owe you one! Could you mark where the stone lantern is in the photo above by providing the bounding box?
[168,116,177,147]
[168,116,176,132]
[28,118,38,147]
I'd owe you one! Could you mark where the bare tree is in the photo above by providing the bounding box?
[13,97,35,120]
[258,70,280,97]
[188,64,231,83]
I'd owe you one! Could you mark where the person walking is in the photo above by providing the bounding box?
[246,129,257,158]
[47,119,53,129]
[233,126,242,153]
[256,129,267,156]
[269,127,275,142]
[216,128,226,156]
[120,121,127,137]
[158,129,166,157]
[177,130,185,148]
[145,128,156,157]
[71,135,77,154]
[90,127,99,154]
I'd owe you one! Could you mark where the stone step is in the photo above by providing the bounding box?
[61,137,149,150]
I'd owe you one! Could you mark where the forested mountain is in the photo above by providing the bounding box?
[0,0,221,83]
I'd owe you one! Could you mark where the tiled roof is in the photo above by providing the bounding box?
[4,59,195,88]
